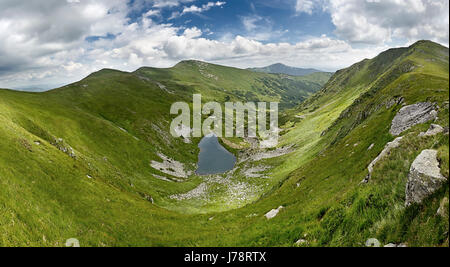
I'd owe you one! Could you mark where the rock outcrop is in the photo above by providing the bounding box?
[390,102,438,136]
[362,137,403,183]
[405,150,447,206]
[151,153,191,179]
[418,124,444,137]
[52,138,76,159]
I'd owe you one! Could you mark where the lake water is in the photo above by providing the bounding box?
[196,134,236,175]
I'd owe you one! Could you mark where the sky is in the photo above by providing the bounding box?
[0,0,448,90]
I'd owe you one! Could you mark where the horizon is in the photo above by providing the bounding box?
[7,39,446,92]
[0,0,448,90]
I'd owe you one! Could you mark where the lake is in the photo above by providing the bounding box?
[196,134,236,175]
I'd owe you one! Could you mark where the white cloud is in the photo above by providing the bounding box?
[242,15,263,32]
[0,0,448,89]
[294,0,448,45]
[170,1,226,19]
[328,0,449,45]
[296,0,315,14]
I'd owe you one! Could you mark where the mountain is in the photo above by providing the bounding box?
[0,41,448,247]
[248,63,327,76]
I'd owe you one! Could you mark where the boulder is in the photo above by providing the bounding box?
[265,206,284,219]
[405,150,447,207]
[418,124,444,137]
[365,238,381,247]
[390,102,438,136]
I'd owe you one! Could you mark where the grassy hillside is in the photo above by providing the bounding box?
[136,60,332,109]
[0,40,448,247]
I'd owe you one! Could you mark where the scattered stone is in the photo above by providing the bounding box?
[390,102,438,136]
[405,150,447,207]
[362,137,403,183]
[367,143,375,150]
[140,193,154,204]
[65,238,80,247]
[34,141,41,145]
[295,239,309,247]
[365,238,381,247]
[418,124,444,137]
[244,166,270,178]
[265,206,284,219]
[384,243,407,247]
[52,138,76,159]
[240,146,294,163]
[170,183,209,201]
[86,175,92,179]
[19,138,33,152]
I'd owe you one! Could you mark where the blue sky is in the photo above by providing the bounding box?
[0,0,448,89]
[138,0,336,43]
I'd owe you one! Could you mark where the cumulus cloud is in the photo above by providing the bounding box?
[296,0,315,14]
[298,0,449,45]
[169,1,226,19]
[0,0,447,89]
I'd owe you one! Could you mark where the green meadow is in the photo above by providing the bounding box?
[0,40,448,247]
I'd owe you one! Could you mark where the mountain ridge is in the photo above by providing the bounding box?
[0,40,448,247]
[248,63,327,76]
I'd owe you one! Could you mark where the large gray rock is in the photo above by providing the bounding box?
[405,150,447,207]
[418,124,444,137]
[390,102,438,136]
[265,206,284,219]
[362,137,403,183]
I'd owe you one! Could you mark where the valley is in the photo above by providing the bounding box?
[0,40,448,247]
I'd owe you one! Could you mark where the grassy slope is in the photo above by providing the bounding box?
[249,40,449,247]
[0,41,448,246]
[0,62,328,246]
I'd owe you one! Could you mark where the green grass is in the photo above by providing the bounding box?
[0,40,448,247]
